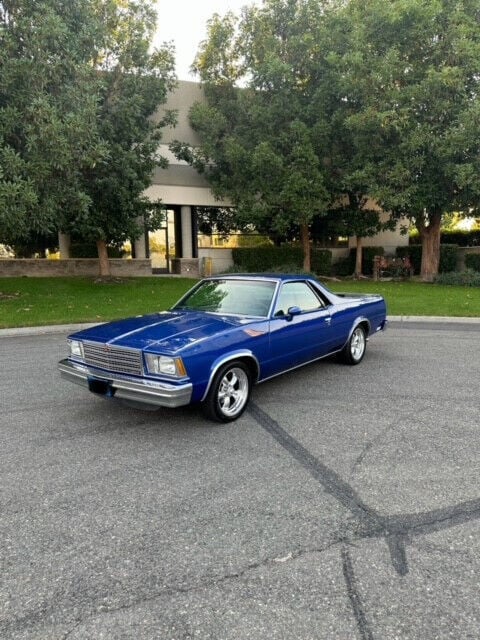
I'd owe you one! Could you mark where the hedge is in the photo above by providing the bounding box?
[231,246,332,275]
[331,246,384,276]
[435,269,480,286]
[397,244,457,274]
[465,253,480,272]
[410,228,480,247]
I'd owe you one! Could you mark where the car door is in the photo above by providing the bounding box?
[264,280,332,378]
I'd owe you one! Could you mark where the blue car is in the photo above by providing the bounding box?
[58,274,387,422]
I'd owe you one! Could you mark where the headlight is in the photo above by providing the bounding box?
[68,340,84,360]
[145,354,187,377]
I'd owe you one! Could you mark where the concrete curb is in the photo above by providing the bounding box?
[1,316,479,338]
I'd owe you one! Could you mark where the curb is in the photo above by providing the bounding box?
[1,316,479,338]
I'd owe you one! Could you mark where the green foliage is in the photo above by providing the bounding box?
[232,247,331,275]
[434,269,480,287]
[396,245,421,275]
[346,247,385,276]
[438,245,458,273]
[397,244,457,274]
[70,243,125,259]
[334,0,480,278]
[441,230,480,247]
[465,253,480,272]
[173,0,333,268]
[0,0,105,245]
[410,228,480,247]
[0,0,175,252]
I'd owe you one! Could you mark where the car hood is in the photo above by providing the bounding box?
[70,311,254,354]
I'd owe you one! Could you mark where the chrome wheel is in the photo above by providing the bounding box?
[203,361,252,422]
[340,325,367,365]
[350,326,366,362]
[217,367,250,418]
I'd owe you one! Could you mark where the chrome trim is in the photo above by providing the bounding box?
[200,350,261,402]
[258,348,343,384]
[58,359,192,409]
[82,340,144,377]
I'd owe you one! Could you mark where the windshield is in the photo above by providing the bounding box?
[173,279,276,317]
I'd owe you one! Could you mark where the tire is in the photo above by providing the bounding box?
[340,325,367,365]
[203,361,251,422]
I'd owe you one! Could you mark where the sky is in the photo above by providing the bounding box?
[154,0,260,80]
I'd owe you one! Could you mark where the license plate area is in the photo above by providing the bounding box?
[88,377,114,397]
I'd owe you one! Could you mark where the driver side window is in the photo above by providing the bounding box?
[274,281,323,316]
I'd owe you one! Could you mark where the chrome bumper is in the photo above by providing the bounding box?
[58,359,193,409]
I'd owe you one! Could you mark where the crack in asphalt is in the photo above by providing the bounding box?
[248,401,480,639]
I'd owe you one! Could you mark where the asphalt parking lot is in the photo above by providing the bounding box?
[1,322,479,639]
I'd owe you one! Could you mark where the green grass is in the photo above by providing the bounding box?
[0,277,195,329]
[0,276,479,329]
[323,279,480,318]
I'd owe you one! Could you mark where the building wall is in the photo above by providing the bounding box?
[149,81,407,253]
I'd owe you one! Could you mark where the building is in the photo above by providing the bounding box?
[59,80,407,276]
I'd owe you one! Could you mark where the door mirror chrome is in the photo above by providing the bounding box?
[287,305,301,318]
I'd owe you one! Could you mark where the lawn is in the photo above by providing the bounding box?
[0,276,479,329]
[0,277,195,329]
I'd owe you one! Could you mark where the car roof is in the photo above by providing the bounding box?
[204,273,314,282]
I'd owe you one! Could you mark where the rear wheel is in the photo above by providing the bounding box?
[203,361,251,422]
[340,325,367,365]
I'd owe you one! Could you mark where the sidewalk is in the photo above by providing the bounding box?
[1,315,479,338]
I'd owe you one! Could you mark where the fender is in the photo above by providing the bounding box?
[342,316,371,350]
[201,349,260,402]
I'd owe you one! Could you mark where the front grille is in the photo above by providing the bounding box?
[83,342,143,376]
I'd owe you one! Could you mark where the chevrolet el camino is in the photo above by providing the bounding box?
[58,274,387,422]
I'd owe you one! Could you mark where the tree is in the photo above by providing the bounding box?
[172,1,332,271]
[66,0,176,276]
[334,0,480,281]
[0,0,176,275]
[0,0,105,249]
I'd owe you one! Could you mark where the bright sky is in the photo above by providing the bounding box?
[154,0,260,80]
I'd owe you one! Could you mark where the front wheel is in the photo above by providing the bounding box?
[203,361,251,422]
[340,325,367,365]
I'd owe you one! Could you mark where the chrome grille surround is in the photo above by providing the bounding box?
[83,342,143,377]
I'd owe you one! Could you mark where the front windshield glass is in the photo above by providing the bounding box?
[173,279,276,317]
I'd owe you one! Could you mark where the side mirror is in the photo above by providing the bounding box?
[287,305,301,318]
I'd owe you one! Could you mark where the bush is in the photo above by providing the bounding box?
[70,242,125,258]
[231,246,332,275]
[439,244,458,273]
[397,244,457,273]
[465,253,480,272]
[342,246,384,276]
[410,229,480,247]
[434,269,480,286]
[331,256,353,277]
[396,245,421,274]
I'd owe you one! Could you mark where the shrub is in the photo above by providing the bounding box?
[434,269,480,286]
[70,242,125,258]
[344,246,384,276]
[397,244,457,273]
[410,229,480,247]
[465,253,480,272]
[396,245,421,274]
[439,244,458,273]
[231,246,332,275]
[332,256,353,277]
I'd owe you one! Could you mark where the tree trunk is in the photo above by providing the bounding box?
[354,236,363,278]
[419,213,441,282]
[96,239,111,277]
[300,223,311,272]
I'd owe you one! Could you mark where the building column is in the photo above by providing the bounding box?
[133,217,147,259]
[181,206,193,258]
[58,232,71,259]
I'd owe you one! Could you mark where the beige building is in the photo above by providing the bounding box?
[59,80,407,275]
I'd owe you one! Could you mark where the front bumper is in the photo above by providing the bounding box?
[58,359,193,409]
